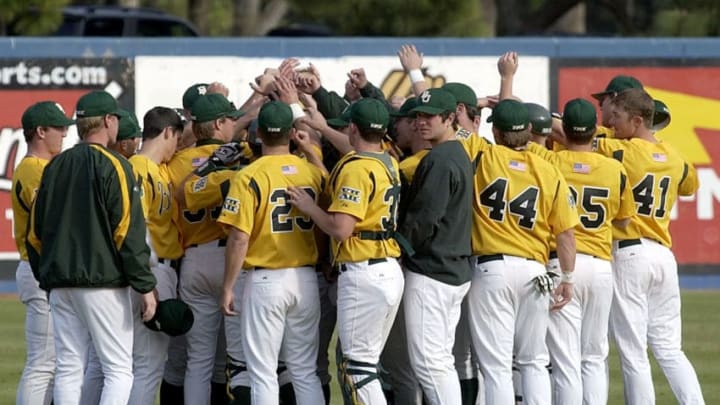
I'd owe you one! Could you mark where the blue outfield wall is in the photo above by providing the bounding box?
[1,37,720,58]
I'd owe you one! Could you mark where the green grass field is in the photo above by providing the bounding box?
[1,291,717,404]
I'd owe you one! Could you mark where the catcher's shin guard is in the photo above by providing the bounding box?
[336,354,383,405]
[226,355,250,405]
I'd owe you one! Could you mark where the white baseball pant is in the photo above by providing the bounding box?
[381,295,423,405]
[129,261,178,405]
[241,267,324,405]
[179,239,226,405]
[610,238,705,405]
[50,287,134,405]
[316,273,337,387]
[404,270,470,405]
[547,253,613,405]
[15,260,54,405]
[224,270,249,390]
[469,255,551,405]
[337,257,404,405]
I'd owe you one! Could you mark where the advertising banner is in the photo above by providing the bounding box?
[0,58,134,260]
[555,61,720,271]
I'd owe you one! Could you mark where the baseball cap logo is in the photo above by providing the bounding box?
[197,86,207,95]
[421,91,431,103]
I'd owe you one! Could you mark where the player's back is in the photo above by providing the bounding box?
[554,150,634,260]
[327,152,401,263]
[596,138,698,247]
[129,154,183,260]
[165,143,225,247]
[11,157,48,260]
[472,146,572,263]
[226,154,325,269]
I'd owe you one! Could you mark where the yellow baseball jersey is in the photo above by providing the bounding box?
[595,138,698,247]
[472,146,579,263]
[399,149,430,185]
[458,130,491,161]
[327,152,402,263]
[216,155,325,269]
[184,170,235,212]
[11,157,48,260]
[165,142,226,247]
[128,154,183,260]
[528,146,636,260]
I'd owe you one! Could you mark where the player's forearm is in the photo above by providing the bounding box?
[412,81,428,96]
[224,229,249,292]
[305,205,353,242]
[319,126,353,155]
[555,228,576,276]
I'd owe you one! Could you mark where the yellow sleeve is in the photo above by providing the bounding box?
[527,142,558,164]
[594,138,625,159]
[616,167,636,220]
[548,172,580,235]
[459,133,490,161]
[216,171,256,235]
[184,170,235,211]
[327,162,371,221]
[678,161,699,196]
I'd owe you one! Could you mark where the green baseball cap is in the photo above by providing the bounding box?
[652,99,671,131]
[562,98,597,132]
[144,298,194,337]
[591,75,643,101]
[350,98,389,131]
[487,99,530,132]
[257,101,293,134]
[182,83,209,110]
[327,105,352,128]
[442,82,477,107]
[21,101,75,130]
[116,110,142,140]
[390,98,419,118]
[75,90,123,118]
[410,88,457,116]
[525,103,552,135]
[190,93,244,123]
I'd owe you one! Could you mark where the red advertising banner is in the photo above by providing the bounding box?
[556,64,720,269]
[0,59,133,260]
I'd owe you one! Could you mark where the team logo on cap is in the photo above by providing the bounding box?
[421,91,431,103]
[197,86,207,95]
[266,127,282,133]
[369,123,383,129]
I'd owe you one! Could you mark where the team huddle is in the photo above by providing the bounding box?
[12,46,704,405]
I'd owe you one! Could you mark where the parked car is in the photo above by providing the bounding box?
[6,5,199,37]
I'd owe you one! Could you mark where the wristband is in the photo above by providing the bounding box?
[290,103,306,122]
[408,69,424,83]
[560,271,574,284]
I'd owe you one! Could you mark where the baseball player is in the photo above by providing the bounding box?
[164,92,242,404]
[468,99,578,405]
[111,109,143,159]
[379,96,427,405]
[288,98,404,405]
[12,101,74,405]
[596,89,704,405]
[126,106,185,404]
[529,99,636,404]
[218,100,325,405]
[398,88,474,405]
[26,90,157,405]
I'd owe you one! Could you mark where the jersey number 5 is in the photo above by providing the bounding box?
[479,178,538,229]
[569,186,609,229]
[270,188,316,233]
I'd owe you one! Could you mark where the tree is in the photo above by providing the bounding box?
[0,0,70,36]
